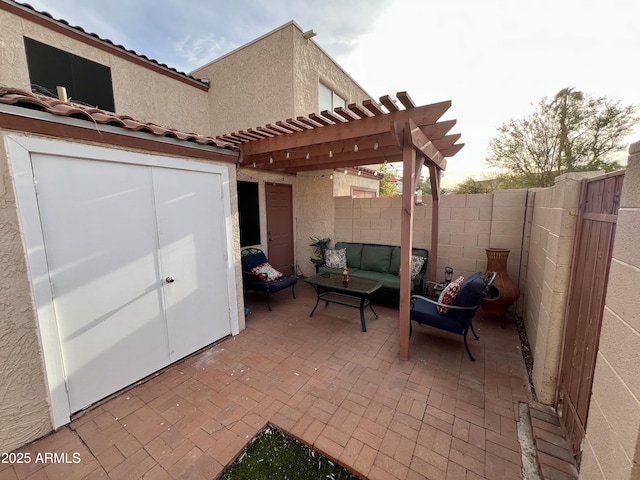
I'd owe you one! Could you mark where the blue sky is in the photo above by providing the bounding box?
[25,0,640,187]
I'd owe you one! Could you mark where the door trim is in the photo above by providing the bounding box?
[7,135,239,427]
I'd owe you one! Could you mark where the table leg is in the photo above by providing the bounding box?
[309,286,321,317]
[369,300,379,319]
[359,296,367,332]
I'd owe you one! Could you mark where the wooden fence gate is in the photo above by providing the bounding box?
[556,170,625,463]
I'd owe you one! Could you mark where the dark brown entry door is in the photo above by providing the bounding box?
[556,170,624,462]
[265,183,294,274]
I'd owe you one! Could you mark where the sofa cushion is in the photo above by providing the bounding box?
[389,247,402,275]
[350,270,400,291]
[335,242,363,269]
[361,245,392,273]
[318,266,360,276]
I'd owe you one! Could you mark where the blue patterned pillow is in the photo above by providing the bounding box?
[410,255,426,280]
[325,248,347,268]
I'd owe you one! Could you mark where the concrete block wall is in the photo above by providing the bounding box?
[579,142,640,480]
[332,191,527,288]
[523,173,592,404]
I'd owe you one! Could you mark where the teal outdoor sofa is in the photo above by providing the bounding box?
[318,242,429,302]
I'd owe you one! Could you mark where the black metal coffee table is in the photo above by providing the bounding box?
[304,273,383,332]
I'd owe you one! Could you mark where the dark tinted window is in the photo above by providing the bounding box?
[237,181,260,247]
[24,37,115,111]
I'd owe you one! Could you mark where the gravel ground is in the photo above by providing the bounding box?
[513,312,537,402]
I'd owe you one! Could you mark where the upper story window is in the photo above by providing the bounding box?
[24,37,115,112]
[319,82,346,112]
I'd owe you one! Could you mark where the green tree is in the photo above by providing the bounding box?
[552,87,584,172]
[452,177,493,194]
[417,175,432,196]
[485,88,637,187]
[378,163,399,196]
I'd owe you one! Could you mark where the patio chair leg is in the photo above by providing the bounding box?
[470,321,479,339]
[266,291,272,311]
[463,333,476,362]
[291,285,296,299]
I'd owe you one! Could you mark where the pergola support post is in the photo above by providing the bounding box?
[428,163,441,283]
[398,123,425,361]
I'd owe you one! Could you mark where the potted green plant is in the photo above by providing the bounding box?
[309,236,331,273]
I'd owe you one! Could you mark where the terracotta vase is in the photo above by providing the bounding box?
[481,248,520,320]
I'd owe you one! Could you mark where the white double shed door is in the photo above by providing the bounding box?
[9,137,239,426]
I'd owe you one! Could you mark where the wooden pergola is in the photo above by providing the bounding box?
[218,91,464,360]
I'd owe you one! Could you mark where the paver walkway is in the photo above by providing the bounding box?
[1,284,532,479]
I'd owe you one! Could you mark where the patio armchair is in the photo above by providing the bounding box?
[240,247,297,311]
[410,271,497,361]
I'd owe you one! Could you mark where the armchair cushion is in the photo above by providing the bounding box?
[411,299,465,335]
[453,272,486,308]
[241,250,269,271]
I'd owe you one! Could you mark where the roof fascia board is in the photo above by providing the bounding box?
[0,103,238,159]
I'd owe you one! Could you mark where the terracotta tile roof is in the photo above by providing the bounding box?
[0,87,237,150]
[8,0,208,87]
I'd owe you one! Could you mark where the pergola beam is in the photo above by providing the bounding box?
[406,118,445,169]
[238,101,452,158]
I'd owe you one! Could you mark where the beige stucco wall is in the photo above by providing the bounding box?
[332,170,379,197]
[522,172,600,404]
[0,131,52,453]
[579,141,640,480]
[291,27,371,116]
[191,21,372,136]
[191,24,296,135]
[0,129,243,452]
[0,7,210,133]
[295,171,336,277]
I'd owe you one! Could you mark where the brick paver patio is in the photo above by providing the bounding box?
[1,283,531,479]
